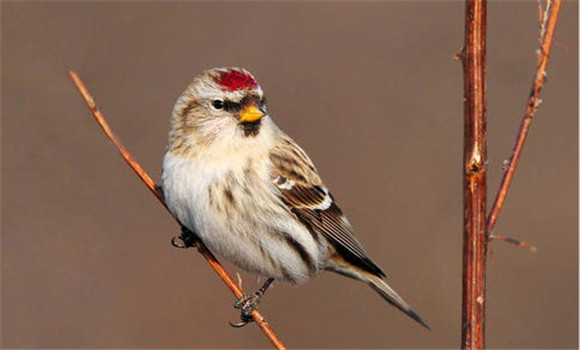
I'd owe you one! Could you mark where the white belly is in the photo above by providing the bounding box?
[162,152,325,283]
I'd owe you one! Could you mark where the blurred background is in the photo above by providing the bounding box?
[2,2,577,348]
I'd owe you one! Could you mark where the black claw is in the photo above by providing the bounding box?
[229,320,250,328]
[229,305,255,328]
[170,236,187,248]
[171,226,198,249]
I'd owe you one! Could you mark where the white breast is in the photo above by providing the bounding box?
[161,119,325,283]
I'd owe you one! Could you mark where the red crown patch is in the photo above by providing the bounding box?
[215,70,258,92]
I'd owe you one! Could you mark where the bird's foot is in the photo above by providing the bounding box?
[229,292,263,327]
[171,226,198,249]
[229,278,274,328]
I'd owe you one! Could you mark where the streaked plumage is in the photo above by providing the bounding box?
[162,67,428,329]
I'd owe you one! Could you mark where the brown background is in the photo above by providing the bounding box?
[2,2,578,348]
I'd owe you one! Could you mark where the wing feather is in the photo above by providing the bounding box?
[270,135,385,277]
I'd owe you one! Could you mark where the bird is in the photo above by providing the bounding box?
[161,67,429,329]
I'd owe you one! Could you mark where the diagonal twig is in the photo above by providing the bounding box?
[486,0,563,237]
[69,71,286,350]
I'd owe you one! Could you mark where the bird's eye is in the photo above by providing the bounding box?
[211,99,224,110]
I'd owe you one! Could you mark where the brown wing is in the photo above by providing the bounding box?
[270,135,385,277]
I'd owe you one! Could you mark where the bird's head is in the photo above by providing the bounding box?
[168,67,270,155]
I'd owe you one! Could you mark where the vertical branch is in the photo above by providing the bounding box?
[461,0,487,349]
[460,0,562,348]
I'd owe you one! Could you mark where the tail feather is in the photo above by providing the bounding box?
[325,254,429,329]
[367,274,430,330]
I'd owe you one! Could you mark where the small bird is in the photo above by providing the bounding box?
[162,67,428,329]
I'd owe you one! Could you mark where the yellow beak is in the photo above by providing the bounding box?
[239,105,266,123]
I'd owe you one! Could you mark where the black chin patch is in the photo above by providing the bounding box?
[240,120,262,137]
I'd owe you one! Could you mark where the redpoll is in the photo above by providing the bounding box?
[162,67,429,329]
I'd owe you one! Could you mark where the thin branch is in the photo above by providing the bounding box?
[490,234,537,252]
[461,0,488,349]
[69,71,286,350]
[486,0,563,237]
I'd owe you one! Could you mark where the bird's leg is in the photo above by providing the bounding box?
[171,226,199,249]
[230,278,275,328]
